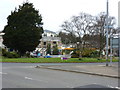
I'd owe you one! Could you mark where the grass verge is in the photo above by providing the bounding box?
[0,57,119,63]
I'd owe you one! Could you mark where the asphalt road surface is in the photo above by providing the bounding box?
[1,63,119,88]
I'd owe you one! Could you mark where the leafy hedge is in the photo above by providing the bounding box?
[2,49,20,58]
[71,48,100,58]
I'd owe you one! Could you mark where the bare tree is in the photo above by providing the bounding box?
[61,13,95,57]
[61,13,95,43]
[60,12,116,58]
[93,12,116,58]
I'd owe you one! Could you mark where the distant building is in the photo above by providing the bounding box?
[36,30,62,55]
[0,32,4,48]
[39,36,61,49]
[110,34,119,56]
[42,30,57,37]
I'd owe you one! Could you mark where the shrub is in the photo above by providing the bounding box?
[71,50,79,58]
[5,52,20,58]
[2,49,20,58]
[81,49,92,57]
[71,54,79,58]
[0,48,2,55]
[2,48,7,56]
[5,52,13,58]
[78,58,82,60]
[53,45,59,55]
[71,48,99,58]
[90,50,99,58]
[11,52,20,58]
[81,48,99,58]
[24,52,31,58]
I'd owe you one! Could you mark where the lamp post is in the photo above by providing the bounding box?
[110,35,113,66]
[106,0,109,66]
[119,33,120,62]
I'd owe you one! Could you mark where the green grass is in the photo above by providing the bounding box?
[0,57,119,63]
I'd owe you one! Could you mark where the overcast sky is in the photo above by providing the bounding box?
[0,0,119,32]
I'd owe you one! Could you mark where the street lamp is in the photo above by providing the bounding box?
[117,28,120,62]
[110,35,113,66]
[106,0,109,66]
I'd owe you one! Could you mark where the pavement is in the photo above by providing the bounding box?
[36,63,120,79]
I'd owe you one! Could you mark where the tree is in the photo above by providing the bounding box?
[53,45,59,55]
[58,31,78,44]
[60,12,116,58]
[93,12,116,57]
[3,2,43,56]
[46,43,51,55]
[61,13,95,57]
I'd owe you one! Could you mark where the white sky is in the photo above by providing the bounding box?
[0,0,119,32]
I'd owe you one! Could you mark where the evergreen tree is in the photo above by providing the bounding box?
[53,45,59,55]
[46,43,51,55]
[3,2,43,56]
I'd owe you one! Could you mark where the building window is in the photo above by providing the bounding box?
[53,41,56,44]
[51,35,53,37]
[44,34,47,37]
[44,42,46,45]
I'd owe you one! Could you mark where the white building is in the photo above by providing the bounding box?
[36,30,62,55]
[42,30,57,37]
[0,32,4,48]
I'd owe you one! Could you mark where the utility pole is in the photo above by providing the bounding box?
[106,0,109,66]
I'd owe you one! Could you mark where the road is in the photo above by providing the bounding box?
[0,63,119,88]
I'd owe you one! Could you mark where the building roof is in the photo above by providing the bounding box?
[41,36,61,41]
[0,32,5,36]
[44,30,56,35]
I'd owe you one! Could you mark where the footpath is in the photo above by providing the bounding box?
[36,63,119,79]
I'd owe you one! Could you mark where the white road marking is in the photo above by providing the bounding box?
[25,77,33,80]
[93,83,97,84]
[107,85,117,88]
[38,79,49,83]
[66,85,73,88]
[0,72,7,75]
[115,87,120,89]
[24,76,48,83]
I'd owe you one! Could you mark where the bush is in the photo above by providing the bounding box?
[78,58,82,60]
[53,45,59,55]
[71,50,79,58]
[5,52,13,58]
[24,52,31,58]
[0,48,2,55]
[81,48,93,57]
[90,50,99,58]
[2,49,20,58]
[81,48,99,58]
[2,48,6,56]
[71,54,79,58]
[5,52,20,58]
[71,48,99,58]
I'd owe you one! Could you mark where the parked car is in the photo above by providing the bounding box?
[44,54,51,58]
[44,55,51,58]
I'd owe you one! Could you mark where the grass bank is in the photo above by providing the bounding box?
[0,57,119,63]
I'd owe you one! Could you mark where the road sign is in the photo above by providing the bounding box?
[112,38,119,48]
